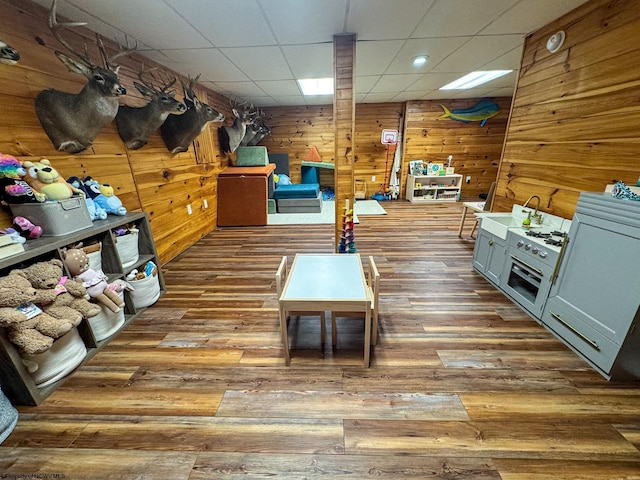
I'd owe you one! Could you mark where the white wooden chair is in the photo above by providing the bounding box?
[330,255,380,346]
[275,256,327,345]
[458,181,496,238]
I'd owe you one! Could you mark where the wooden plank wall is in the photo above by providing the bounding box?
[403,98,512,199]
[264,103,404,197]
[333,34,356,247]
[0,0,235,265]
[495,0,640,219]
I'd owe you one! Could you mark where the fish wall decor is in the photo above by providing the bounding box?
[438,99,499,127]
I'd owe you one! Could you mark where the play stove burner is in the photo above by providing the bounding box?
[550,230,568,237]
[526,231,552,239]
[544,238,564,247]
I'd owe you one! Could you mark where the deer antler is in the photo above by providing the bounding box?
[100,34,137,70]
[48,0,93,66]
[137,64,176,94]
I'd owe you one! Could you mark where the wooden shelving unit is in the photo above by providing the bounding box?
[406,174,462,203]
[0,212,164,405]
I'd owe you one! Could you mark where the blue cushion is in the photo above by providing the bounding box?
[273,183,320,199]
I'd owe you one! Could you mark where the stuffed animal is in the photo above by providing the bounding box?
[12,216,43,240]
[84,177,127,215]
[0,154,46,204]
[0,272,75,355]
[62,248,125,313]
[13,259,102,321]
[22,158,84,201]
[66,176,107,220]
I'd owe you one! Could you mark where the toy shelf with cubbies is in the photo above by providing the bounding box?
[406,174,462,203]
[0,212,164,405]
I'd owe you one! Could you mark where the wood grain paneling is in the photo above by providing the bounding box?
[0,0,230,265]
[495,0,640,219]
[333,34,356,247]
[403,98,512,199]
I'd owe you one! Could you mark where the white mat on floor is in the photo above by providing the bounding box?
[267,200,348,225]
[267,199,386,225]
[354,199,387,215]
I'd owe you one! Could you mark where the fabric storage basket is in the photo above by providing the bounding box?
[87,292,125,341]
[130,265,161,309]
[22,327,87,388]
[84,242,102,271]
[115,232,139,269]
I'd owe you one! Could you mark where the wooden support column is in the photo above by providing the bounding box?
[333,33,356,251]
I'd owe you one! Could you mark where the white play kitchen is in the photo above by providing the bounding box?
[473,191,640,381]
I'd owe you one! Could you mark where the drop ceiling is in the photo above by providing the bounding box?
[29,0,588,107]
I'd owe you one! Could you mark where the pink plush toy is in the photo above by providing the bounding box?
[62,248,125,313]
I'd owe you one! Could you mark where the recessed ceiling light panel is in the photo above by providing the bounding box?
[439,70,513,90]
[297,78,334,96]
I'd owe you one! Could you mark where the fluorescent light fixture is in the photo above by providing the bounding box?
[439,70,512,90]
[298,78,334,96]
[412,55,429,67]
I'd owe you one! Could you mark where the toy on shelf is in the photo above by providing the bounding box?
[62,247,126,313]
[66,176,107,221]
[338,199,357,254]
[83,177,127,215]
[0,154,46,204]
[22,159,84,201]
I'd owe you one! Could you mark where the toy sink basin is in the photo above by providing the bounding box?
[475,204,570,240]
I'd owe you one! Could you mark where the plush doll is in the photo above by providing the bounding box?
[0,154,46,204]
[0,272,76,355]
[62,248,125,313]
[83,177,127,215]
[66,176,107,220]
[12,216,43,240]
[22,158,84,201]
[13,259,102,321]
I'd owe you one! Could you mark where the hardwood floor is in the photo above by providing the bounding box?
[2,201,640,479]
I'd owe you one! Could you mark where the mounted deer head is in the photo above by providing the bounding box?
[240,108,271,147]
[34,0,135,153]
[218,98,257,154]
[115,64,186,150]
[0,40,20,65]
[160,74,225,154]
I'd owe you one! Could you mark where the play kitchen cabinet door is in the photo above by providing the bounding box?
[406,174,462,202]
[0,212,164,405]
[541,193,640,380]
[472,229,506,286]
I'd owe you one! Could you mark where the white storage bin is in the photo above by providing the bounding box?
[87,292,125,341]
[84,242,102,271]
[115,232,139,269]
[22,327,87,388]
[130,265,161,309]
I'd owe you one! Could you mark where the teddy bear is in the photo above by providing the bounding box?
[21,158,84,201]
[0,272,76,355]
[0,153,46,204]
[62,248,125,313]
[12,259,102,322]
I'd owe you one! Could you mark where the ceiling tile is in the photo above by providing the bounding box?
[212,81,266,98]
[257,80,301,96]
[355,76,381,94]
[481,0,589,35]
[370,74,424,93]
[347,0,435,40]
[222,46,292,81]
[412,0,518,37]
[431,34,523,73]
[385,37,470,74]
[166,0,277,47]
[282,44,334,78]
[161,49,250,82]
[260,0,348,44]
[355,40,405,76]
